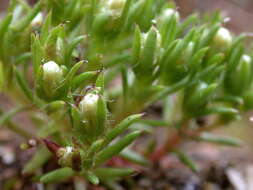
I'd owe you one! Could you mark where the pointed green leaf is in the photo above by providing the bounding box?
[132,25,141,64]
[31,34,43,75]
[138,26,157,78]
[196,106,238,117]
[120,149,150,166]
[23,147,51,174]
[12,2,42,32]
[0,13,12,40]
[95,71,104,93]
[0,62,3,91]
[84,172,99,185]
[96,96,107,137]
[40,167,74,183]
[120,0,133,28]
[105,114,144,145]
[173,150,199,173]
[72,71,98,91]
[14,67,33,101]
[0,106,27,126]
[65,35,85,66]
[96,131,141,166]
[41,12,52,44]
[94,167,135,179]
[196,132,243,146]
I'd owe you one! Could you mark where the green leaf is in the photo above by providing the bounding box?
[138,119,168,127]
[138,26,158,80]
[23,147,51,174]
[124,0,144,29]
[65,35,85,66]
[94,167,135,179]
[0,62,3,91]
[188,47,209,75]
[132,25,141,64]
[59,60,84,89]
[44,100,66,114]
[83,171,99,185]
[16,52,32,65]
[0,13,12,40]
[14,67,33,101]
[31,34,43,75]
[227,45,244,72]
[177,13,198,36]
[199,24,220,48]
[86,140,104,158]
[206,53,224,66]
[236,56,252,94]
[173,150,199,173]
[40,167,74,183]
[96,96,107,137]
[213,95,243,105]
[96,131,141,166]
[120,0,133,28]
[160,11,178,46]
[92,12,111,34]
[0,106,27,126]
[121,65,128,103]
[44,25,65,60]
[12,2,42,32]
[41,12,52,44]
[72,71,98,91]
[167,29,196,64]
[95,71,105,93]
[120,149,150,166]
[148,76,189,105]
[185,82,217,111]
[196,132,243,146]
[105,114,144,145]
[196,106,238,117]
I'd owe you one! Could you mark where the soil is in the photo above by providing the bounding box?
[1,133,253,190]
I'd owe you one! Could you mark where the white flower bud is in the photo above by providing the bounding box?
[42,61,63,83]
[76,88,107,142]
[42,61,63,98]
[108,0,126,10]
[213,27,232,49]
[161,8,180,22]
[31,12,43,26]
[79,93,99,114]
[178,42,194,65]
[241,54,251,64]
[57,146,80,168]
[106,0,126,17]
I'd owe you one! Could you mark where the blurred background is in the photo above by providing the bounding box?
[175,0,253,34]
[1,0,252,32]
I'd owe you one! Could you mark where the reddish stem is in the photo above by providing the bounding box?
[42,138,62,156]
[150,131,182,162]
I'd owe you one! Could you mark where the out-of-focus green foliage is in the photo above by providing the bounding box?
[0,0,253,186]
